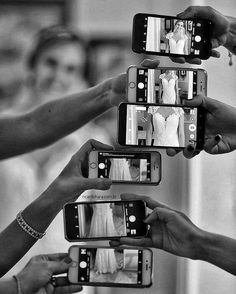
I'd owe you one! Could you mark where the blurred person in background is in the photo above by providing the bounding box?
[0,24,124,279]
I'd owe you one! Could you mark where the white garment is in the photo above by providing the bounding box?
[148,107,184,147]
[89,203,117,237]
[160,74,178,104]
[166,32,187,54]
[94,248,118,274]
[109,158,132,181]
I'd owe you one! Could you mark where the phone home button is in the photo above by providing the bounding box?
[129,82,136,89]
[90,162,97,169]
[71,261,78,268]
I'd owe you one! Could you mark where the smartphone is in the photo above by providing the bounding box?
[118,102,205,150]
[68,245,153,288]
[132,13,212,59]
[88,150,161,185]
[63,200,148,241]
[127,66,207,104]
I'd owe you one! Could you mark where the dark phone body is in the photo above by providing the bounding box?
[64,200,148,241]
[118,102,205,150]
[132,13,212,59]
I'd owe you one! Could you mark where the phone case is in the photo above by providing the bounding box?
[68,245,153,288]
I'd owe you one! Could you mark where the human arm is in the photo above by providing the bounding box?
[0,139,113,277]
[0,75,125,160]
[111,194,236,275]
[167,95,236,158]
[0,253,82,294]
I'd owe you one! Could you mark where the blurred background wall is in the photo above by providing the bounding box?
[0,1,235,294]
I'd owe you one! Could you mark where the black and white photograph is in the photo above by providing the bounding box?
[87,248,139,284]
[0,1,235,294]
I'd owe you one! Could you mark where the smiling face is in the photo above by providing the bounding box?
[174,20,185,33]
[33,41,85,100]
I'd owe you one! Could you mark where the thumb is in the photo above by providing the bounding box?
[204,134,222,154]
[184,95,218,112]
[48,257,72,274]
[80,178,112,191]
[144,207,176,224]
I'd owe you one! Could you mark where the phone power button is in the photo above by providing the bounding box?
[90,162,97,169]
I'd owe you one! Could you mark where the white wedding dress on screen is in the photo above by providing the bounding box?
[89,203,117,237]
[108,158,132,181]
[166,33,187,54]
[160,74,178,104]
[148,107,184,146]
[94,248,118,274]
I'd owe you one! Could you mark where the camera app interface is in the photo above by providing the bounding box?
[125,104,198,148]
[143,16,206,56]
[97,151,152,182]
[135,68,198,103]
[72,201,146,239]
[77,247,143,285]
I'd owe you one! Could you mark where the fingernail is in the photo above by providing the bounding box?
[187,145,194,152]
[215,134,222,142]
[64,257,72,264]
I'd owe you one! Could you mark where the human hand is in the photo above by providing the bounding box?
[167,95,236,158]
[110,194,203,259]
[49,139,113,205]
[170,6,230,64]
[16,253,82,294]
[109,59,160,106]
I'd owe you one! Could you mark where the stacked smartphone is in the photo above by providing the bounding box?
[64,11,210,289]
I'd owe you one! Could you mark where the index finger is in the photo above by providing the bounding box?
[140,59,160,68]
[73,139,114,161]
[45,253,68,262]
[120,193,170,210]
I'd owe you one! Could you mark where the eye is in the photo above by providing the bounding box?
[45,57,57,68]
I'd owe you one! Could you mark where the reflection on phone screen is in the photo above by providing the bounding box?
[125,104,198,148]
[144,16,204,56]
[135,68,198,103]
[97,152,152,182]
[76,201,146,238]
[77,247,143,285]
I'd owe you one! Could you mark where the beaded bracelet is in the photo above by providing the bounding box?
[13,275,23,294]
[16,211,46,240]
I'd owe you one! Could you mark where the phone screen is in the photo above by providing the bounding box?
[76,247,143,285]
[64,201,147,240]
[120,104,199,148]
[133,68,200,103]
[133,14,212,58]
[97,151,152,182]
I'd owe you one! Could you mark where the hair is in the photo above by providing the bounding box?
[28,24,86,69]
[174,20,186,34]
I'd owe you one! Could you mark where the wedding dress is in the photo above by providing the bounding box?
[94,248,118,274]
[108,158,132,181]
[160,74,178,104]
[166,33,187,54]
[148,107,184,146]
[89,203,117,237]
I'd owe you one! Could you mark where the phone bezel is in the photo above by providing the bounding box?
[63,200,148,242]
[127,66,207,103]
[68,245,153,288]
[88,149,161,185]
[132,13,212,59]
[118,102,205,150]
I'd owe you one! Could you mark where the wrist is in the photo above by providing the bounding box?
[193,230,216,261]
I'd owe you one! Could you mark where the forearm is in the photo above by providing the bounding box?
[0,78,112,159]
[224,16,236,55]
[196,231,236,275]
[0,278,17,294]
[0,184,63,277]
